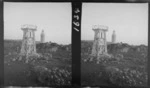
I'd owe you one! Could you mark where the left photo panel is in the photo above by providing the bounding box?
[4,2,72,86]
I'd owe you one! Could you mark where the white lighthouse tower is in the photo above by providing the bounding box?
[41,30,45,43]
[112,30,116,43]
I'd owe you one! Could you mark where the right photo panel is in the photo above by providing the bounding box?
[81,3,148,87]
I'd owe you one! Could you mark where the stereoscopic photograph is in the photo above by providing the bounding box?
[4,2,71,86]
[81,3,148,87]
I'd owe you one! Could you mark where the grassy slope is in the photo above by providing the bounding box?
[4,40,71,86]
[81,41,148,87]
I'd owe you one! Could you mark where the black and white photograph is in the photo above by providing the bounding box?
[4,2,72,86]
[81,3,148,87]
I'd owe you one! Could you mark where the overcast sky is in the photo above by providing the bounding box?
[81,3,148,46]
[4,2,71,45]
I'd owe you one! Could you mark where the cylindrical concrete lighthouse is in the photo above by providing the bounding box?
[112,30,116,43]
[41,30,45,43]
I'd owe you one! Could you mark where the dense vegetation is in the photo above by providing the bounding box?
[4,40,72,86]
[81,40,148,88]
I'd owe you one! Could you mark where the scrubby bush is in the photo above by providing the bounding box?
[106,66,147,87]
[4,40,72,86]
[33,66,71,86]
[81,41,148,87]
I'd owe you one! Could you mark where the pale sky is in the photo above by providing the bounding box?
[4,2,71,45]
[81,3,148,46]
